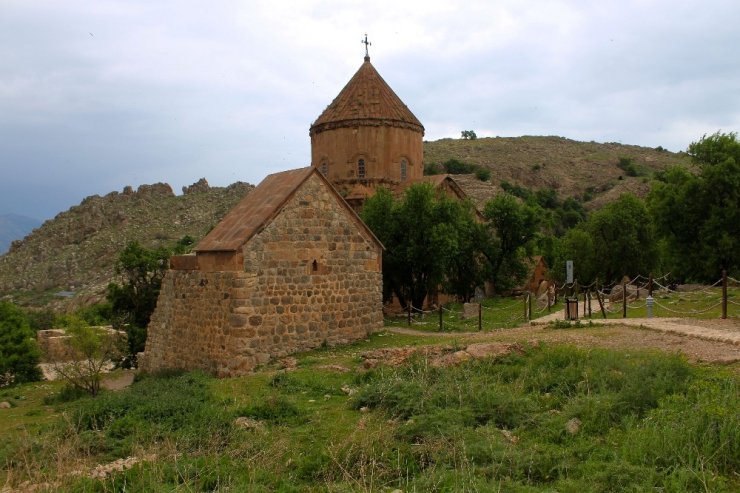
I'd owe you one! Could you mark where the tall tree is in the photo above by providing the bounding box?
[551,228,597,284]
[107,241,171,365]
[361,184,483,308]
[588,194,657,284]
[482,193,540,293]
[649,132,740,281]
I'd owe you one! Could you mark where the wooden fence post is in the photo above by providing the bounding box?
[528,292,532,322]
[622,281,627,318]
[478,302,482,331]
[596,279,607,319]
[648,274,653,297]
[407,303,412,326]
[439,304,443,331]
[722,269,728,320]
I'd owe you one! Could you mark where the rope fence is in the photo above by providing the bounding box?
[383,269,736,332]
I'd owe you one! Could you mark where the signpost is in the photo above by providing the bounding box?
[566,260,574,284]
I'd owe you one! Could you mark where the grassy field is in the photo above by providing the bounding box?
[584,286,739,321]
[387,297,564,333]
[1,331,738,492]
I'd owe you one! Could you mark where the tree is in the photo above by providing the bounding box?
[50,315,122,396]
[551,228,597,284]
[361,184,484,308]
[0,301,41,386]
[587,194,657,284]
[482,194,540,293]
[461,130,478,140]
[107,241,171,365]
[649,132,740,281]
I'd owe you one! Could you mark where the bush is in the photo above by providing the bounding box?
[0,301,41,386]
[423,162,442,175]
[475,167,491,181]
[617,156,639,176]
[442,159,476,174]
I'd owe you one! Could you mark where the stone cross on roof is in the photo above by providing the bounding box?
[362,33,371,61]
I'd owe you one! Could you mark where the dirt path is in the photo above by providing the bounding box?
[533,301,740,345]
[387,316,740,366]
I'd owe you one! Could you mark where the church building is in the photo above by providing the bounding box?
[310,48,425,209]
[140,42,471,376]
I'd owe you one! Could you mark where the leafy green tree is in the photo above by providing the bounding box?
[649,132,739,281]
[443,204,489,302]
[551,228,597,284]
[587,194,657,284]
[107,241,171,365]
[0,301,42,386]
[482,194,540,293]
[361,184,484,308]
[358,187,396,302]
[461,130,478,140]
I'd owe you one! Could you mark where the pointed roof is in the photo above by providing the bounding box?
[310,58,424,136]
[195,167,382,253]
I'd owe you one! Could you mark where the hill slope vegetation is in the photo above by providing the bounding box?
[0,136,691,308]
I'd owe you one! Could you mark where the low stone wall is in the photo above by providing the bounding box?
[37,327,125,363]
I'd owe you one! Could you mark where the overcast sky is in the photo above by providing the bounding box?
[1,0,739,221]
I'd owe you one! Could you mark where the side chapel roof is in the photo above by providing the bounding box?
[310,58,424,136]
[195,167,382,253]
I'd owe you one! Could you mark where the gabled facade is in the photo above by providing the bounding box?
[140,167,383,376]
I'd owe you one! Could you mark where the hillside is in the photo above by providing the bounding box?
[424,136,692,208]
[0,214,41,254]
[0,179,253,308]
[0,136,692,309]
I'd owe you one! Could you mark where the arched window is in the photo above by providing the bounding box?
[358,158,366,179]
[400,159,408,181]
[320,161,328,176]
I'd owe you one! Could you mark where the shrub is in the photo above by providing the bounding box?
[423,162,442,175]
[0,301,42,386]
[475,167,491,181]
[442,159,476,174]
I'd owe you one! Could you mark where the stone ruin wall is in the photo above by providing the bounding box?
[141,173,383,376]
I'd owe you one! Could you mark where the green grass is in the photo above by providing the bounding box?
[1,343,737,491]
[390,296,563,333]
[594,286,739,320]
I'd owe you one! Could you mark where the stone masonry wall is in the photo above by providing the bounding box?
[311,125,423,184]
[141,173,383,376]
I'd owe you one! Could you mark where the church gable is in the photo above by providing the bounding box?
[141,167,383,377]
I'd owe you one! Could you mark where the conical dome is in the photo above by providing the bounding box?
[310,58,424,136]
[310,56,425,207]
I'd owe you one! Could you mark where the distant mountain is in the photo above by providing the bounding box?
[0,214,41,254]
[0,179,253,308]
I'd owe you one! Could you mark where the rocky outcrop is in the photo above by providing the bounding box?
[0,180,254,308]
